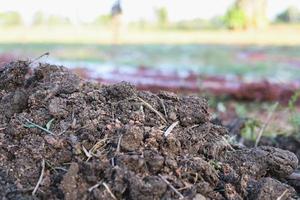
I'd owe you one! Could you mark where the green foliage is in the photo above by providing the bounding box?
[47,15,71,26]
[93,15,112,26]
[241,119,261,140]
[235,103,248,118]
[46,119,55,131]
[288,91,300,111]
[276,6,300,23]
[173,17,224,30]
[209,160,222,170]
[0,11,22,26]
[290,114,300,132]
[32,11,46,26]
[21,117,55,135]
[288,91,300,132]
[224,6,247,29]
[32,12,71,26]
[155,7,169,28]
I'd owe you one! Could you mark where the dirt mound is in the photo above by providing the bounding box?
[242,135,300,196]
[0,61,299,200]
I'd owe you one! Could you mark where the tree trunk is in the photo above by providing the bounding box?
[236,0,268,29]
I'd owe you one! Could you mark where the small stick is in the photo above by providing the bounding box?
[187,124,199,130]
[159,98,168,117]
[164,121,179,137]
[58,129,68,136]
[21,117,55,135]
[288,172,300,180]
[159,174,184,199]
[116,135,123,153]
[83,138,109,162]
[45,160,68,172]
[54,167,68,172]
[82,145,92,161]
[102,182,117,200]
[177,185,192,191]
[139,105,145,119]
[276,189,288,200]
[111,157,115,166]
[137,97,167,123]
[89,137,108,154]
[255,102,278,147]
[45,160,56,172]
[88,181,103,192]
[29,52,50,64]
[32,159,45,196]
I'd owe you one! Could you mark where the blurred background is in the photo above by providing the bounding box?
[0,0,300,139]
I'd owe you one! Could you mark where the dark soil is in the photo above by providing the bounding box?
[0,61,299,200]
[225,118,300,196]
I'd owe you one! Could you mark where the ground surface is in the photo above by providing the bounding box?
[2,24,300,45]
[0,61,299,199]
[2,24,300,80]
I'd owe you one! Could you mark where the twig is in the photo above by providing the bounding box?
[82,137,108,162]
[45,160,56,172]
[20,117,55,135]
[139,105,145,119]
[137,97,167,123]
[46,118,55,131]
[164,121,179,137]
[32,159,45,196]
[102,182,117,200]
[111,157,115,166]
[288,172,300,180]
[159,174,184,199]
[45,160,67,172]
[88,181,103,192]
[159,98,168,117]
[177,185,192,191]
[90,137,108,154]
[0,127,5,131]
[29,52,49,64]
[187,124,199,130]
[58,129,68,136]
[82,145,92,161]
[54,167,68,172]
[255,102,278,147]
[116,135,123,153]
[276,189,288,200]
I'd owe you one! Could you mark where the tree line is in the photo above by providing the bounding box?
[1,2,300,29]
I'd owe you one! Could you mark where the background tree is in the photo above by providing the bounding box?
[111,0,123,44]
[224,5,247,29]
[93,15,112,26]
[155,7,169,28]
[32,11,46,26]
[224,0,268,29]
[276,6,300,23]
[0,11,22,26]
[47,15,71,26]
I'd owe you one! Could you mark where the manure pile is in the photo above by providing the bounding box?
[0,61,299,200]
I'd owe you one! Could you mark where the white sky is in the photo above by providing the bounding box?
[1,0,300,24]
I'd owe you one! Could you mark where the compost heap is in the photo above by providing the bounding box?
[0,61,299,200]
